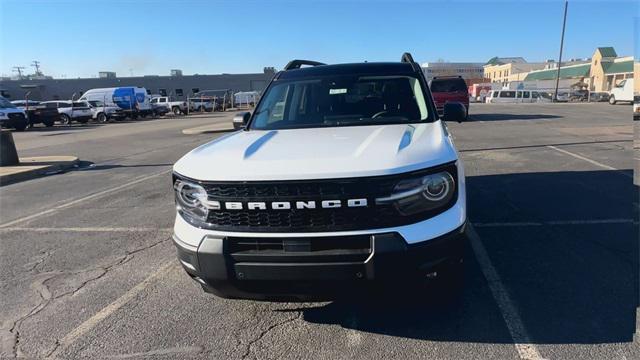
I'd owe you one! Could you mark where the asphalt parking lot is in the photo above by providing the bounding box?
[0,103,637,359]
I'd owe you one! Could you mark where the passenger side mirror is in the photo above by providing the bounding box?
[233,112,251,130]
[443,102,467,123]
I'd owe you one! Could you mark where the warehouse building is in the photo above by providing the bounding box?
[421,61,485,81]
[0,68,276,101]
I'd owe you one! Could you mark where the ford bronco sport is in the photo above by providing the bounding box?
[172,53,468,300]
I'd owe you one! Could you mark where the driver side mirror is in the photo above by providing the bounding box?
[443,102,467,123]
[233,111,251,130]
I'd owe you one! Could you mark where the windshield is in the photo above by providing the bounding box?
[0,96,17,109]
[250,75,430,130]
[430,78,468,93]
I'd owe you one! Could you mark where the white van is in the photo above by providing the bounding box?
[79,87,152,117]
[609,79,634,104]
[486,90,552,103]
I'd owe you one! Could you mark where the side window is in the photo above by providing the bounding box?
[175,89,183,97]
[532,91,539,99]
[523,91,530,98]
[159,98,167,103]
[516,91,522,98]
[150,98,157,103]
[191,88,199,94]
[500,91,515,98]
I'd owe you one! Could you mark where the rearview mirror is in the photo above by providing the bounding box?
[233,112,251,130]
[443,102,467,123]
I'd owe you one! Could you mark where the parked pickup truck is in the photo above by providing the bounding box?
[11,100,58,127]
[87,100,125,122]
[150,96,187,115]
[172,53,468,301]
[188,98,215,112]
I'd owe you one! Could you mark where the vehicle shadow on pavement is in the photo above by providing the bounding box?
[26,124,103,132]
[469,113,562,121]
[297,170,638,345]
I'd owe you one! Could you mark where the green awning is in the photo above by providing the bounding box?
[603,60,633,74]
[524,64,591,81]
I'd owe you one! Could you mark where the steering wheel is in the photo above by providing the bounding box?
[371,110,388,119]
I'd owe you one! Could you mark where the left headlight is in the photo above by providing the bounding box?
[376,171,456,216]
[174,179,218,222]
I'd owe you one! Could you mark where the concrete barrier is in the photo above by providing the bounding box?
[0,130,19,166]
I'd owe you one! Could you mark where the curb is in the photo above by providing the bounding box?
[0,156,79,186]
[182,123,235,135]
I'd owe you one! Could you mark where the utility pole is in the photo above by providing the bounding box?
[12,66,26,79]
[31,60,42,75]
[554,0,568,102]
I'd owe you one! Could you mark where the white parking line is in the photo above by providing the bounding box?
[546,145,632,179]
[467,225,542,360]
[52,261,177,356]
[474,218,636,227]
[0,169,172,229]
[0,227,173,233]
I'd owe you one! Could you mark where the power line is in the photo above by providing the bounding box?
[31,60,42,75]
[554,0,568,102]
[12,66,26,79]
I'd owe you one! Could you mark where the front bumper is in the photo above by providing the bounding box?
[173,223,467,300]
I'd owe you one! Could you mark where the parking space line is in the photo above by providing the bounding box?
[0,169,172,229]
[52,261,177,357]
[546,145,633,179]
[474,218,636,227]
[0,227,173,233]
[467,225,542,360]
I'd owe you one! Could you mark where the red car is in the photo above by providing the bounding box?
[429,76,469,120]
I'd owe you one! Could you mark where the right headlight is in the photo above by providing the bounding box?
[376,171,456,216]
[174,179,219,222]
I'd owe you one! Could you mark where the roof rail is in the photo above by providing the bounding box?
[400,52,420,72]
[284,60,326,71]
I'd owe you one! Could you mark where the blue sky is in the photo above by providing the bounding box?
[1,0,637,78]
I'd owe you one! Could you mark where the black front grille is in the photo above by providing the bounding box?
[177,162,457,232]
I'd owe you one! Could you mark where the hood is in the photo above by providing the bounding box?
[173,122,458,181]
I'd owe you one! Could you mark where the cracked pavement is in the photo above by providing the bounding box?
[0,106,637,359]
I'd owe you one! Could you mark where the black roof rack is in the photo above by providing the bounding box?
[401,52,420,72]
[284,60,326,71]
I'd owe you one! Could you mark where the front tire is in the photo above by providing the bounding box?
[172,106,181,115]
[13,122,27,131]
[96,113,108,123]
[59,114,71,125]
[609,95,617,105]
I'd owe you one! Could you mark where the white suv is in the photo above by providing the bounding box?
[171,53,468,300]
[40,101,93,125]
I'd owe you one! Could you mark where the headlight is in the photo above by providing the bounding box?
[376,171,455,216]
[174,179,218,222]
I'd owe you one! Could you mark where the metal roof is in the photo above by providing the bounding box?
[597,47,617,58]
[524,64,591,81]
[603,60,633,74]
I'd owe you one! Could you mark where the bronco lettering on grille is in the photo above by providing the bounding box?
[221,199,368,210]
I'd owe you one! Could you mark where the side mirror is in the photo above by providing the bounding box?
[443,102,467,123]
[233,111,251,130]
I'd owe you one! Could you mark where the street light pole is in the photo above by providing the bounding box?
[554,0,568,102]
